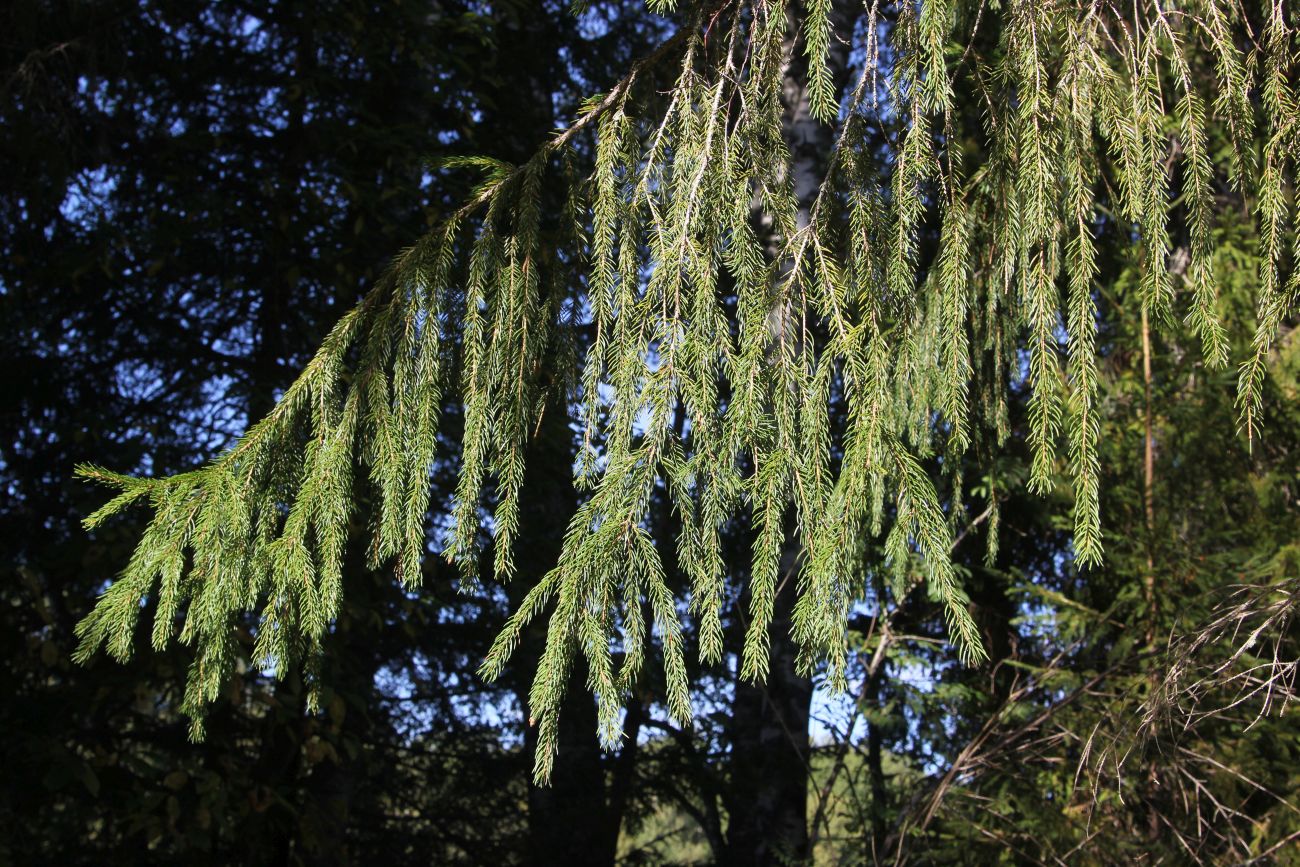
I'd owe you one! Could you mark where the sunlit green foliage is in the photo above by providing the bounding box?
[74,0,1299,782]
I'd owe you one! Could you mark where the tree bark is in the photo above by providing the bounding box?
[726,543,815,865]
[1141,305,1157,646]
[724,4,857,863]
[486,11,627,865]
[511,403,617,867]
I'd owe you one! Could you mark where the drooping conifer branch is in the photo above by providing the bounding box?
[74,0,1298,779]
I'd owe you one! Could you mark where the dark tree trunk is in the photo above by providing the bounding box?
[509,392,619,867]
[724,3,857,864]
[490,8,627,856]
[725,544,815,865]
[243,7,313,856]
[523,676,614,866]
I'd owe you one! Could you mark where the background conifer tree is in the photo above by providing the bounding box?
[73,0,1298,771]
[8,0,1300,862]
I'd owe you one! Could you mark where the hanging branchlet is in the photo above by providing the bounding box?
[1061,13,1103,567]
[74,0,1295,777]
[1239,3,1299,447]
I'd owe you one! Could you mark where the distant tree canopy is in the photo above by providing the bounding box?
[3,2,661,862]
[71,0,1300,785]
[7,0,1300,864]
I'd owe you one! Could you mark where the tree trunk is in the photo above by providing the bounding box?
[510,391,618,867]
[724,4,856,863]
[485,8,634,862]
[726,542,815,865]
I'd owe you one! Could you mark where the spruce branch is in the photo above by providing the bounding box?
[71,0,1295,778]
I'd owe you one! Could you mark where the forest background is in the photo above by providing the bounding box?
[2,0,1299,864]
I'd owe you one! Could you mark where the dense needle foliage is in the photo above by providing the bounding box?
[72,0,1299,782]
